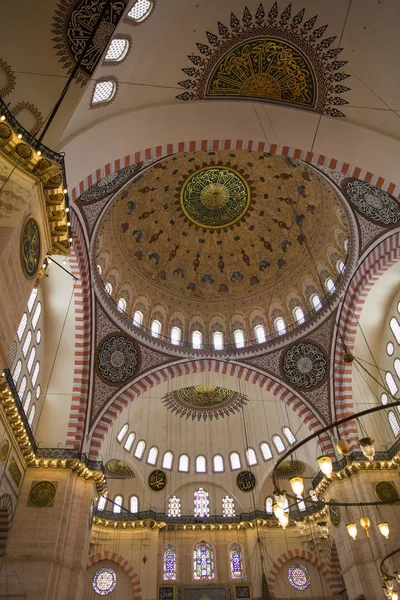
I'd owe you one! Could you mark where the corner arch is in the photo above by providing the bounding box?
[0,493,13,556]
[87,551,141,598]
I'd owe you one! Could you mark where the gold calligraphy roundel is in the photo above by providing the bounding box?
[29,481,57,507]
[180,166,251,229]
[20,216,41,279]
[148,469,167,491]
[236,470,256,492]
[0,439,9,462]
[375,481,399,503]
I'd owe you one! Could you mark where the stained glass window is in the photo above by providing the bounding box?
[388,342,395,355]
[163,544,177,581]
[151,319,161,337]
[311,294,322,310]
[105,282,113,295]
[168,496,181,517]
[92,567,117,595]
[92,81,116,105]
[288,564,311,591]
[293,306,305,324]
[388,411,400,437]
[192,330,202,349]
[193,541,215,580]
[275,317,286,335]
[326,278,335,293]
[222,496,235,517]
[194,488,209,517]
[386,372,398,395]
[213,331,224,350]
[229,543,244,579]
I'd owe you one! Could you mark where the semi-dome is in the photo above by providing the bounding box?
[95,149,349,346]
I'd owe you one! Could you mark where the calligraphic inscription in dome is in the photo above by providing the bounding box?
[78,163,139,203]
[180,166,251,229]
[149,469,167,491]
[207,38,316,109]
[237,470,256,492]
[162,385,248,421]
[0,439,9,462]
[97,334,139,385]
[374,481,399,503]
[283,343,327,388]
[342,178,400,225]
[106,459,135,477]
[275,459,305,479]
[21,216,41,279]
[29,481,57,507]
[329,500,341,528]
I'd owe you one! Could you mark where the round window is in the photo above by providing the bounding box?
[288,564,311,591]
[92,567,117,595]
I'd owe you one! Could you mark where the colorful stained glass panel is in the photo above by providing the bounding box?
[230,543,244,579]
[193,541,215,580]
[288,564,311,591]
[163,544,177,581]
[92,567,117,595]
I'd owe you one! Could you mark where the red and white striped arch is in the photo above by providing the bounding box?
[333,231,400,447]
[87,551,141,598]
[88,359,333,457]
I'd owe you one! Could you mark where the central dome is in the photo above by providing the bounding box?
[96,149,349,345]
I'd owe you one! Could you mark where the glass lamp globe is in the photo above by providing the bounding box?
[295,520,306,535]
[273,503,285,520]
[278,512,289,530]
[346,522,357,540]
[392,591,399,600]
[274,490,287,509]
[317,455,333,478]
[358,437,375,461]
[290,476,304,497]
[378,522,390,539]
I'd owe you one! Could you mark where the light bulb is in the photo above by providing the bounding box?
[295,520,306,535]
[392,591,398,600]
[358,437,375,462]
[63,188,68,194]
[290,476,304,497]
[0,115,5,121]
[346,522,357,540]
[37,150,41,156]
[274,490,287,509]
[17,133,22,139]
[360,516,371,538]
[317,455,333,478]
[378,522,390,539]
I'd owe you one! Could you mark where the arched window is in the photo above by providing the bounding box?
[171,326,181,345]
[134,440,145,459]
[133,310,143,326]
[36,330,41,344]
[311,294,322,310]
[388,411,400,437]
[275,317,286,335]
[105,282,113,295]
[22,330,32,357]
[147,446,158,465]
[213,454,224,473]
[283,427,296,445]
[117,298,127,313]
[245,447,257,466]
[222,496,235,517]
[23,390,32,413]
[130,495,139,513]
[193,541,215,580]
[381,393,388,405]
[337,260,345,274]
[17,313,28,340]
[265,497,273,513]
[27,288,38,313]
[234,329,245,349]
[163,544,177,581]
[92,80,117,105]
[97,264,102,276]
[105,38,130,62]
[229,543,244,580]
[27,346,36,373]
[326,278,335,293]
[151,319,161,338]
[297,498,307,511]
[113,495,123,514]
[254,324,266,343]
[293,306,305,324]
[163,451,173,470]
[195,455,206,473]
[387,342,395,356]
[128,0,153,22]
[192,330,202,349]
[35,385,41,399]
[194,488,209,517]
[260,442,273,461]
[97,496,106,511]
[178,454,189,472]
[32,302,41,329]
[230,452,241,470]
[390,317,400,344]
[272,434,285,453]
[117,424,129,443]
[168,496,181,518]
[213,331,224,350]
[18,376,27,400]
[394,359,400,380]
[32,362,40,386]
[28,404,35,426]
[12,360,22,384]
[386,372,398,396]
[124,432,135,451]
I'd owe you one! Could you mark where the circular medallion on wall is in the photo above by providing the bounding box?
[92,567,117,596]
[236,470,256,492]
[20,216,41,279]
[342,178,400,225]
[283,342,327,388]
[329,499,341,528]
[97,334,139,385]
[0,439,9,462]
[148,469,167,491]
[29,481,57,507]
[288,564,311,591]
[375,481,399,503]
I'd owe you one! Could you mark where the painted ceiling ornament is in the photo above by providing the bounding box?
[283,342,327,388]
[77,163,141,203]
[177,3,350,117]
[97,334,139,385]
[106,459,135,478]
[20,216,41,279]
[10,102,44,137]
[162,385,248,421]
[0,58,16,97]
[52,0,128,85]
[342,178,400,225]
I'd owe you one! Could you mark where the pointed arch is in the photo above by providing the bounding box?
[86,552,141,598]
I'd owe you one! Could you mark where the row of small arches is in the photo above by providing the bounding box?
[117,424,296,472]
[381,308,400,438]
